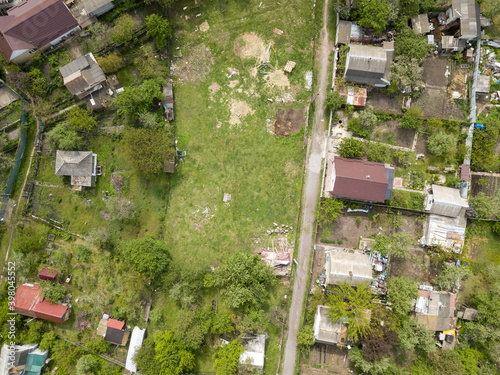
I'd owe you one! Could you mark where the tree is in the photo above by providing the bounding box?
[389,232,413,258]
[469,192,499,219]
[120,236,171,281]
[427,130,457,157]
[138,112,160,129]
[387,277,418,316]
[47,123,83,150]
[144,0,177,9]
[40,280,67,303]
[134,337,161,375]
[316,198,344,226]
[39,331,57,351]
[435,264,469,291]
[297,326,315,356]
[399,107,423,130]
[96,52,123,74]
[366,143,392,163]
[338,138,364,158]
[106,196,136,221]
[66,106,98,132]
[76,354,100,375]
[327,283,376,341]
[395,29,431,63]
[123,128,173,176]
[146,14,172,49]
[28,68,47,97]
[213,340,244,375]
[325,91,346,112]
[391,56,424,90]
[113,78,163,122]
[154,330,195,375]
[88,22,112,50]
[398,318,436,352]
[357,0,389,33]
[134,44,168,78]
[204,253,276,309]
[349,346,391,375]
[358,108,378,130]
[111,14,138,44]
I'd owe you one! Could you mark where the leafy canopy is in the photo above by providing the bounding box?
[213,340,244,375]
[316,198,344,227]
[66,106,98,132]
[204,253,276,309]
[146,14,172,49]
[120,236,171,281]
[427,130,457,157]
[325,91,346,112]
[338,138,364,158]
[357,0,389,34]
[113,78,163,123]
[387,277,418,316]
[47,123,83,150]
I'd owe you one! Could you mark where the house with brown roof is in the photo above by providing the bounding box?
[60,53,106,99]
[12,283,70,324]
[38,268,57,282]
[0,0,80,64]
[55,150,97,190]
[415,289,457,331]
[327,157,394,203]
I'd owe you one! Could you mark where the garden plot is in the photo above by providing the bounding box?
[366,91,403,114]
[371,119,414,149]
[274,108,306,136]
[301,345,352,375]
[470,174,500,197]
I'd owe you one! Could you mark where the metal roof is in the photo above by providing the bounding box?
[337,20,351,45]
[337,87,367,107]
[25,349,48,375]
[325,250,373,286]
[60,53,105,96]
[105,327,125,345]
[416,290,457,331]
[107,318,125,330]
[345,44,392,86]
[240,335,265,370]
[411,14,431,34]
[55,151,93,176]
[126,327,146,373]
[452,0,480,39]
[431,184,468,207]
[313,305,347,345]
[476,75,490,94]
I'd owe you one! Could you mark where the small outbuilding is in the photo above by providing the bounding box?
[313,305,348,346]
[97,316,130,346]
[415,289,457,331]
[125,327,146,374]
[55,150,97,190]
[411,14,431,34]
[337,87,367,107]
[344,44,394,87]
[424,184,468,218]
[239,335,265,371]
[60,53,106,99]
[38,268,57,282]
[325,249,373,286]
[476,75,491,95]
[457,307,480,321]
[24,349,49,375]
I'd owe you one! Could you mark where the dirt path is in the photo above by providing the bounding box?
[282,0,333,373]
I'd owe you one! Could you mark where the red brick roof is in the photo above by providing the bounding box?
[332,157,388,202]
[107,318,125,330]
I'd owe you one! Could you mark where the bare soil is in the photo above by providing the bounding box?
[366,91,403,114]
[301,345,352,375]
[414,133,428,154]
[175,44,214,84]
[470,174,499,197]
[208,82,221,101]
[199,21,209,32]
[274,108,305,136]
[422,57,449,87]
[372,120,414,148]
[228,80,239,89]
[229,100,254,125]
[111,174,124,193]
[233,32,266,60]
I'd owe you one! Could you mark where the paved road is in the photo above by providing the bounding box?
[281,0,333,373]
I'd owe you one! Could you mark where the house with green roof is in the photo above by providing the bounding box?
[24,349,48,375]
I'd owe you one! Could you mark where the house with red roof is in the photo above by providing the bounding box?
[38,268,57,282]
[96,315,130,346]
[13,283,70,324]
[327,157,394,203]
[0,0,80,64]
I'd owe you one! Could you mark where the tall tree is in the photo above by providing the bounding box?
[338,138,364,158]
[66,106,98,132]
[47,123,83,150]
[427,130,457,157]
[154,330,195,375]
[357,0,389,34]
[213,340,244,375]
[146,14,172,49]
[325,91,346,112]
[120,236,171,281]
[111,14,139,44]
[316,198,344,226]
[387,277,418,316]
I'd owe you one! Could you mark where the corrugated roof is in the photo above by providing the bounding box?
[125,327,146,373]
[38,268,57,279]
[332,157,389,202]
[325,250,373,286]
[460,164,470,180]
[345,44,392,86]
[431,185,468,207]
[337,20,351,44]
[337,87,367,107]
[441,35,457,49]
[13,283,68,320]
[0,0,79,62]
[452,0,480,39]
[476,75,490,94]
[25,349,48,375]
[411,14,431,34]
[55,150,93,176]
[60,53,105,96]
[107,318,125,330]
[313,305,347,345]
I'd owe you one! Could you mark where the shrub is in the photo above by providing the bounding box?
[338,138,365,158]
[399,107,423,130]
[367,143,392,163]
[97,52,123,74]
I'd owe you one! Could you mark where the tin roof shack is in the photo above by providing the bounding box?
[424,185,468,218]
[328,157,394,203]
[444,0,481,41]
[423,214,466,251]
[13,283,70,324]
[239,335,266,371]
[69,0,114,27]
[441,36,464,51]
[0,0,80,64]
[325,249,373,286]
[0,343,39,375]
[24,349,48,375]
[344,44,394,87]
[412,14,431,34]
[162,78,174,121]
[476,75,491,95]
[457,307,480,321]
[125,327,146,374]
[60,53,106,99]
[38,268,57,282]
[260,250,291,276]
[337,87,367,107]
[415,289,457,331]
[98,317,130,346]
[313,305,348,346]
[55,150,97,190]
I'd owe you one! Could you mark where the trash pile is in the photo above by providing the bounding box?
[481,49,500,78]
[371,272,387,295]
[266,222,293,235]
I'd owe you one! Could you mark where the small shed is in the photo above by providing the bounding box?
[325,249,373,286]
[337,87,367,107]
[457,307,480,321]
[38,268,58,282]
[313,305,347,345]
[415,289,457,331]
[239,335,265,371]
[24,349,48,375]
[476,75,491,95]
[424,184,468,218]
[411,14,431,34]
[337,20,352,45]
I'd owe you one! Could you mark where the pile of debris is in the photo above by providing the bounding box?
[481,49,500,81]
[266,222,293,235]
[371,272,387,295]
[369,252,388,272]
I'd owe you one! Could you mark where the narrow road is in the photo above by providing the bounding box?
[282,0,333,373]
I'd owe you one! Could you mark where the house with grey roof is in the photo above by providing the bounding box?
[69,0,114,27]
[344,43,394,87]
[325,249,373,286]
[60,53,106,99]
[444,0,481,41]
[424,185,468,218]
[55,150,97,190]
[313,305,348,346]
[415,289,457,331]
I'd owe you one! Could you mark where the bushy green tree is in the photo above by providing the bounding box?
[297,325,315,356]
[316,198,344,226]
[204,253,276,309]
[389,232,413,258]
[349,346,391,375]
[47,123,83,150]
[40,280,67,303]
[213,340,244,375]
[39,331,57,351]
[120,236,171,281]
[138,112,160,129]
[96,52,123,74]
[66,106,98,132]
[146,14,172,49]
[111,14,138,44]
[387,277,418,316]
[398,318,436,352]
[427,130,457,157]
[391,56,424,90]
[399,107,423,130]
[113,79,163,123]
[435,264,469,291]
[88,22,112,50]
[76,354,100,375]
[357,0,389,33]
[325,91,346,112]
[367,143,392,163]
[395,29,431,63]
[338,138,364,158]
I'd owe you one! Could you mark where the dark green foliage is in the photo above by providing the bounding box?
[113,78,163,123]
[120,236,171,281]
[316,198,344,226]
[213,339,244,375]
[12,227,45,254]
[399,107,424,130]
[387,277,418,316]
[389,190,425,209]
[471,108,500,172]
[427,130,457,157]
[76,354,100,375]
[204,253,276,309]
[325,91,346,112]
[366,143,392,163]
[297,325,315,356]
[66,106,98,132]
[39,280,67,303]
[349,346,391,374]
[39,331,57,351]
[28,68,47,97]
[47,123,83,151]
[395,29,431,63]
[357,0,389,33]
[146,14,172,49]
[338,138,365,158]
[435,264,469,291]
[172,310,206,350]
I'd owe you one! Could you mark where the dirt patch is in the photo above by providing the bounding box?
[175,44,214,84]
[6,128,20,141]
[228,80,239,89]
[229,100,254,125]
[233,32,266,59]
[413,88,464,119]
[422,57,449,87]
[274,108,305,136]
[366,91,403,114]
[470,174,499,197]
[414,132,428,154]
[208,82,221,100]
[199,21,209,32]
[100,209,113,221]
[111,174,124,193]
[371,120,414,149]
[265,69,290,89]
[301,344,352,375]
